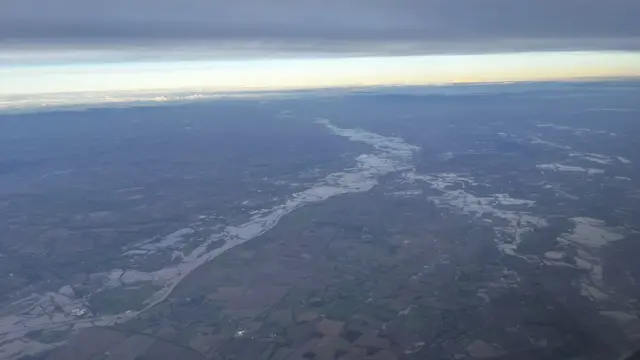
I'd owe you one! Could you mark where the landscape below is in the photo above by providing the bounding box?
[1,81,640,359]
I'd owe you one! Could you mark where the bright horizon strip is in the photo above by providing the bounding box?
[1,51,640,96]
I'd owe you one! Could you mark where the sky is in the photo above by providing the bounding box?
[1,0,640,98]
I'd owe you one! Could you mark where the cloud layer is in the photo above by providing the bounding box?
[2,0,639,52]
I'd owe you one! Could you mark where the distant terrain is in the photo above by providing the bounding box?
[1,81,640,359]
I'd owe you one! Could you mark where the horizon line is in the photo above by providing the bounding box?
[2,76,639,115]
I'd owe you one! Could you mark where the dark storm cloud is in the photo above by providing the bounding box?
[1,0,639,51]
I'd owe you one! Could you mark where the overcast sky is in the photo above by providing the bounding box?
[1,0,640,102]
[2,0,640,53]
